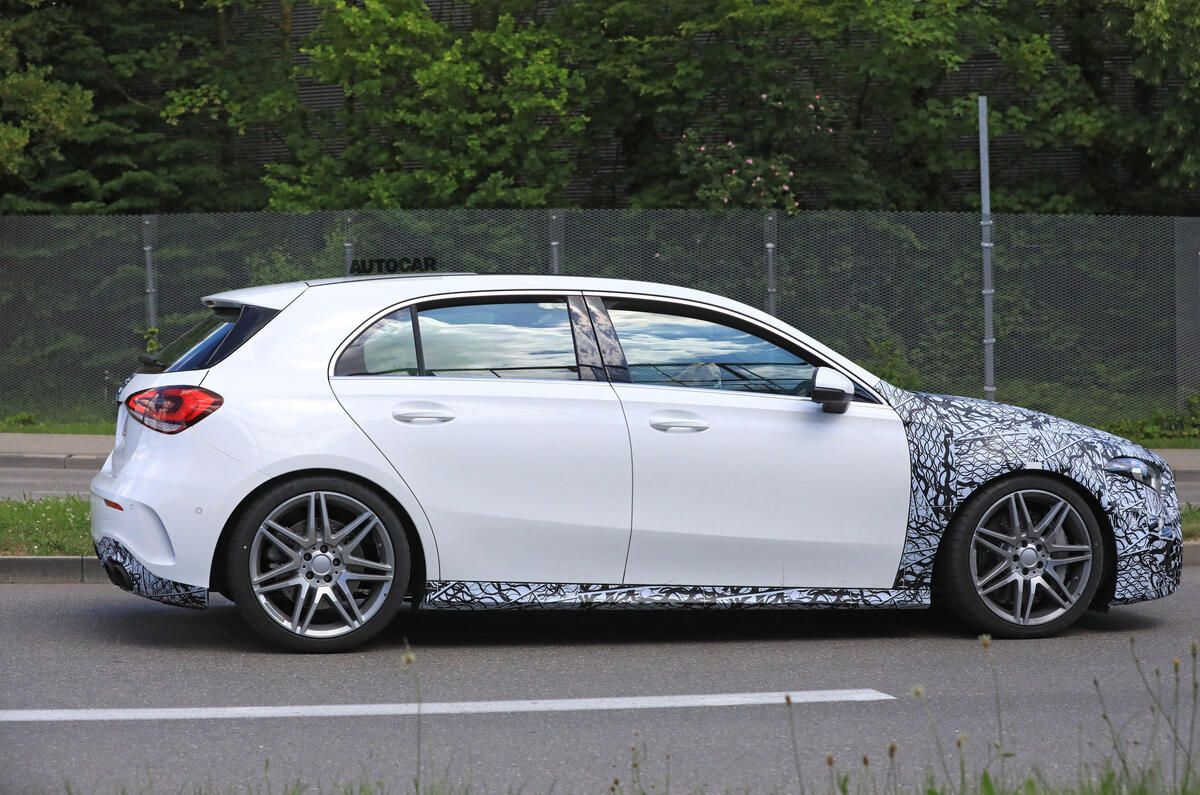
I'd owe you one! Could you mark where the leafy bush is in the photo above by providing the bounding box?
[1103,395,1200,442]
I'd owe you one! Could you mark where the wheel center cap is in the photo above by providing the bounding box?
[1018,547,1039,567]
[311,554,333,576]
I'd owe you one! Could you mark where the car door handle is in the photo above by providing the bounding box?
[391,405,455,424]
[649,415,709,432]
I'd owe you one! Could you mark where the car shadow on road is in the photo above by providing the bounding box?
[80,596,1161,654]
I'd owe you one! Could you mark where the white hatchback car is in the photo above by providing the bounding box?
[91,274,1182,651]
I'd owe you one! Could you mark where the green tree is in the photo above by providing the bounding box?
[261,0,585,209]
[0,1,94,211]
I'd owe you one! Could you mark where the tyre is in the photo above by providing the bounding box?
[937,475,1105,638]
[226,476,411,652]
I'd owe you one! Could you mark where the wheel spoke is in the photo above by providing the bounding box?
[328,510,374,547]
[974,559,1011,590]
[1031,499,1070,539]
[337,517,378,554]
[258,523,304,558]
[346,554,393,574]
[1020,579,1037,623]
[343,571,393,583]
[977,525,1019,546]
[1038,572,1072,608]
[1010,577,1028,623]
[331,580,365,628]
[974,536,1011,558]
[254,574,304,596]
[1049,552,1091,566]
[305,493,319,545]
[318,492,333,544]
[290,581,312,629]
[980,571,1018,597]
[253,559,299,585]
[297,587,323,634]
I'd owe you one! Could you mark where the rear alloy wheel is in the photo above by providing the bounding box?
[228,477,410,652]
[939,475,1105,638]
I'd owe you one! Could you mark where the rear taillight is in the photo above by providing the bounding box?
[125,386,223,435]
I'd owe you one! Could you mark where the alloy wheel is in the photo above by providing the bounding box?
[249,491,396,638]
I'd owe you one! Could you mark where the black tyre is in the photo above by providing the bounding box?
[937,474,1105,638]
[226,475,411,652]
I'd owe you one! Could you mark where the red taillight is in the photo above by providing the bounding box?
[125,386,223,435]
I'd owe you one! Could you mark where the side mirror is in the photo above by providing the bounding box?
[810,367,854,414]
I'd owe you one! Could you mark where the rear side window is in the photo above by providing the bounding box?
[139,304,278,374]
[335,298,580,380]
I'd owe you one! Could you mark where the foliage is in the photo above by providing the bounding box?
[1103,395,1200,443]
[261,0,586,210]
[0,0,269,213]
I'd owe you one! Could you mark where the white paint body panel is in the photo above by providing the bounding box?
[332,377,633,583]
[616,385,911,588]
[92,274,911,596]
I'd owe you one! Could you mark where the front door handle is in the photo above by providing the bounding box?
[392,403,455,424]
[649,414,709,433]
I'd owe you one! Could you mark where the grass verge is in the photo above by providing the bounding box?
[0,421,115,435]
[0,495,92,555]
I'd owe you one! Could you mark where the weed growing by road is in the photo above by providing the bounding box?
[0,494,91,555]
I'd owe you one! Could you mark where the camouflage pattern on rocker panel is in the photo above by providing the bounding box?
[424,581,930,610]
[94,536,208,609]
[874,382,1181,604]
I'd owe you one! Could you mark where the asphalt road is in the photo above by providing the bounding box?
[0,467,96,500]
[2,579,1197,793]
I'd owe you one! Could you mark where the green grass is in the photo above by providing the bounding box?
[0,495,92,555]
[0,420,116,435]
[1183,505,1200,540]
[1,410,115,434]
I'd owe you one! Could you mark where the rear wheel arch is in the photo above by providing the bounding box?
[210,468,429,606]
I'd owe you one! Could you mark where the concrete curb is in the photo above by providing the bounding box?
[5,544,1200,584]
[0,453,107,470]
[0,555,108,583]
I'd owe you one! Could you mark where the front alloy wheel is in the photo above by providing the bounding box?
[940,476,1105,638]
[228,477,411,651]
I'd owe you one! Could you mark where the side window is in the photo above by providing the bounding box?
[335,298,581,380]
[335,309,418,376]
[420,301,578,379]
[606,305,814,395]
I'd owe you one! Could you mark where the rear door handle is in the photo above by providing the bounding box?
[391,404,455,424]
[649,414,709,433]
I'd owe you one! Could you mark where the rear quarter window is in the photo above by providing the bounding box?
[140,304,278,374]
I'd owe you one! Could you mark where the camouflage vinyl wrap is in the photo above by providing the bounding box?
[94,536,208,609]
[424,581,929,610]
[874,383,1182,605]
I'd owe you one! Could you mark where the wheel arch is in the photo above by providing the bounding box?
[932,468,1116,608]
[209,468,429,606]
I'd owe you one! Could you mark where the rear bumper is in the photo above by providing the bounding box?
[94,536,207,609]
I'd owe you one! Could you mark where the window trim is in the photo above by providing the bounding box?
[329,290,595,383]
[583,292,882,404]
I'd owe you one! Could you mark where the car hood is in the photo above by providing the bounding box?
[875,383,1169,478]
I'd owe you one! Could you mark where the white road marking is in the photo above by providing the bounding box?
[0,688,892,723]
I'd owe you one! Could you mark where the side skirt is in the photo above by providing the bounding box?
[423,581,930,610]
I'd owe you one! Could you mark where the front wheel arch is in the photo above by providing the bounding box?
[932,469,1115,632]
[210,468,428,608]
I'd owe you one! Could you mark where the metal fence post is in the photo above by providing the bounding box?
[344,213,354,276]
[142,215,157,332]
[764,211,778,316]
[549,211,562,275]
[979,96,996,401]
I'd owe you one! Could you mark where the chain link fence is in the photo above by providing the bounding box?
[0,209,1193,428]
